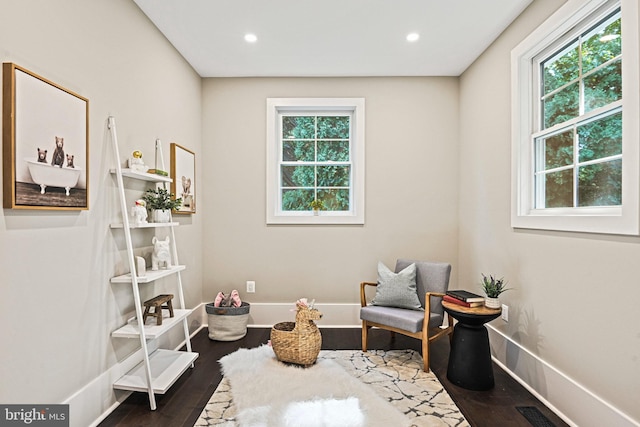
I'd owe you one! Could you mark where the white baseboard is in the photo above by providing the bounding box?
[488,325,639,427]
[73,303,639,427]
[65,304,206,427]
[235,302,362,327]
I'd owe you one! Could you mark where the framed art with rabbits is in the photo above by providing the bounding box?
[2,62,89,210]
[170,142,196,214]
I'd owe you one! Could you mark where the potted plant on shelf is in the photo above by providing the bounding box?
[309,199,325,215]
[480,274,511,309]
[142,187,182,223]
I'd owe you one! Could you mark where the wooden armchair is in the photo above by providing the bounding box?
[359,259,453,372]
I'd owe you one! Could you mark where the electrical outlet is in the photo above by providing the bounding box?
[501,304,509,322]
[246,280,256,293]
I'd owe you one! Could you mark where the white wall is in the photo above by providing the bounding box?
[459,0,640,425]
[0,0,203,424]
[201,77,460,304]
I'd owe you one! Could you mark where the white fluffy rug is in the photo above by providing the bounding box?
[195,347,468,427]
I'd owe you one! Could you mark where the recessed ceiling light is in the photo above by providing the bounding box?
[244,33,258,43]
[406,33,420,42]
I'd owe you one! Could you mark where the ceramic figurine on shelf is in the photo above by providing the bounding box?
[151,236,171,270]
[130,199,148,225]
[135,256,147,277]
[128,150,149,173]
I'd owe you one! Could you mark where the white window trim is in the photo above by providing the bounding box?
[511,0,640,235]
[266,98,365,225]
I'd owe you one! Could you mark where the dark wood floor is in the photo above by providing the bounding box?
[99,327,568,427]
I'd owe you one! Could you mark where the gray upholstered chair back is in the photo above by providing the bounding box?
[395,259,452,316]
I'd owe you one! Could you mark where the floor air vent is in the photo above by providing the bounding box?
[516,406,556,427]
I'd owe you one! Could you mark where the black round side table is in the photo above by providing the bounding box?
[442,300,501,391]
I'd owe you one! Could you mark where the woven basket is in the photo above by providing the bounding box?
[206,302,250,341]
[270,321,322,366]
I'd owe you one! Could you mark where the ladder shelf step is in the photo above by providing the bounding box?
[112,308,192,339]
[113,349,199,394]
[110,222,179,229]
[110,168,172,183]
[110,265,186,284]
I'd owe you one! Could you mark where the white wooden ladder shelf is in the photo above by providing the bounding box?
[107,116,198,410]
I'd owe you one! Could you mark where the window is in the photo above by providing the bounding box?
[266,98,365,224]
[536,10,621,209]
[511,0,640,234]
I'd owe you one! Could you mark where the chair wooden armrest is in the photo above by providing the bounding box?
[424,291,453,340]
[424,291,445,315]
[360,281,377,307]
[426,292,446,298]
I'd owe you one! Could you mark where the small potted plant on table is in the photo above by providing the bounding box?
[142,187,182,223]
[481,274,511,309]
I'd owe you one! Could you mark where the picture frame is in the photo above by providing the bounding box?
[2,63,89,210]
[170,143,196,214]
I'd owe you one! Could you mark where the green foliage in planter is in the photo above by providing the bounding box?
[142,187,182,211]
[309,199,326,210]
[481,274,511,298]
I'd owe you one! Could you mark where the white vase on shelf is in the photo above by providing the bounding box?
[152,209,171,223]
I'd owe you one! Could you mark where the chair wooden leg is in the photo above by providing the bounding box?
[362,322,368,352]
[422,339,430,372]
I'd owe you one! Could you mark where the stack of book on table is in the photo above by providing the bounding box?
[444,290,485,307]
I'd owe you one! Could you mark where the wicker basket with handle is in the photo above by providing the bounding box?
[270,302,322,366]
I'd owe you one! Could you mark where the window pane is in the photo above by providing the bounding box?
[318,189,350,210]
[582,16,621,74]
[282,165,315,187]
[282,189,314,211]
[539,130,573,171]
[282,116,315,139]
[578,159,621,206]
[543,43,579,94]
[317,140,349,162]
[584,60,621,112]
[543,82,579,128]
[578,112,622,162]
[283,140,314,161]
[544,169,574,208]
[317,166,350,187]
[317,116,349,138]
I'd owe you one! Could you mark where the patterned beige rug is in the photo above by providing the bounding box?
[195,348,469,427]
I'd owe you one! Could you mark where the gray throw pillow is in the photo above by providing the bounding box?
[371,262,423,311]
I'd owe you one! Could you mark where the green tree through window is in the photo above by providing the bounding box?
[280,115,351,211]
[536,10,621,209]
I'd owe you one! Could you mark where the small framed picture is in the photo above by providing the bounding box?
[2,63,89,210]
[170,143,196,214]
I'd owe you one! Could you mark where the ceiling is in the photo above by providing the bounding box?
[133,0,533,78]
